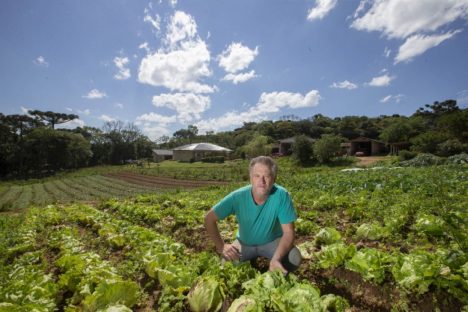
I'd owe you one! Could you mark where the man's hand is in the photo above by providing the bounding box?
[219,243,240,261]
[269,259,287,274]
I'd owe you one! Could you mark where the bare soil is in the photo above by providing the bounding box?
[355,156,388,167]
[105,172,228,189]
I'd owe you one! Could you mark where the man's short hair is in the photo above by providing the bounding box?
[249,156,277,179]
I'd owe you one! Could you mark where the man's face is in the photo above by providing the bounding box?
[250,163,275,199]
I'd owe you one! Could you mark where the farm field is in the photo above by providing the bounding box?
[0,162,467,311]
[0,172,226,212]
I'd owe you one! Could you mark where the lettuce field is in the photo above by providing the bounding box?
[0,162,467,311]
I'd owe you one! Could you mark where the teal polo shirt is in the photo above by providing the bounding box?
[213,184,297,246]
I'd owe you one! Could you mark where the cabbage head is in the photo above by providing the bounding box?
[188,277,224,312]
[314,227,342,246]
[227,295,262,312]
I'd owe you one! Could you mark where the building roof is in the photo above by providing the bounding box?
[350,136,385,144]
[152,149,173,156]
[173,143,232,152]
[278,136,314,144]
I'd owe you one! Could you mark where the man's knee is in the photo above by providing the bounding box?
[283,246,302,271]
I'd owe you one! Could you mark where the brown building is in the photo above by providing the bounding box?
[349,137,387,156]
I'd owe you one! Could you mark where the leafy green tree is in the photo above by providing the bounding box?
[274,120,296,139]
[410,131,448,154]
[242,134,273,158]
[28,110,79,129]
[436,139,467,156]
[313,134,342,163]
[292,135,313,165]
[379,119,413,143]
[23,128,91,172]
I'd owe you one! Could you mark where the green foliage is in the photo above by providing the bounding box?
[292,135,313,165]
[314,243,356,269]
[187,277,224,312]
[400,153,444,166]
[413,214,446,237]
[314,227,342,246]
[410,131,448,154]
[379,118,413,143]
[391,250,447,294]
[201,156,225,163]
[398,149,416,161]
[241,134,273,157]
[82,281,140,312]
[355,222,389,240]
[437,139,467,156]
[345,248,392,283]
[313,134,342,163]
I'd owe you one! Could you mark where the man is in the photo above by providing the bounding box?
[204,156,302,273]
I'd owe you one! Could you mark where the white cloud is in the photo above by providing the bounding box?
[83,89,107,99]
[380,95,392,103]
[367,74,395,87]
[138,11,215,94]
[384,47,391,58]
[169,0,177,8]
[457,90,468,104]
[256,90,321,112]
[139,42,151,53]
[196,89,321,132]
[351,0,468,39]
[351,0,468,63]
[20,106,31,114]
[56,118,85,129]
[66,107,73,112]
[222,70,258,84]
[114,103,124,109]
[307,0,338,21]
[99,114,116,122]
[141,125,171,141]
[33,56,49,67]
[152,92,210,122]
[380,94,405,103]
[330,80,358,89]
[164,11,197,49]
[113,56,131,80]
[395,30,462,64]
[77,109,91,116]
[143,10,161,32]
[135,112,177,126]
[218,43,259,73]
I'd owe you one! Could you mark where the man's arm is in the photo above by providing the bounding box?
[269,223,295,273]
[204,209,240,261]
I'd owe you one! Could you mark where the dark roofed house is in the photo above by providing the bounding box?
[152,149,173,162]
[173,143,231,162]
[350,137,387,156]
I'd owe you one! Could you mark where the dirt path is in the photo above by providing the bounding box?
[355,156,388,167]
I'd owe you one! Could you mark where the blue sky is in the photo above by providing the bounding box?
[1,0,468,140]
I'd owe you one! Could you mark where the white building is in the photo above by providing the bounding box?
[173,143,232,162]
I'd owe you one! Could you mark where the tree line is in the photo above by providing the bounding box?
[159,99,467,163]
[0,100,466,178]
[0,111,154,178]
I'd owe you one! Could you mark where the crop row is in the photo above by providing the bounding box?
[0,175,157,211]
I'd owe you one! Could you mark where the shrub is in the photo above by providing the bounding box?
[398,150,417,161]
[400,153,443,167]
[292,135,313,165]
[313,134,342,163]
[201,156,225,163]
[446,153,468,165]
[436,139,467,157]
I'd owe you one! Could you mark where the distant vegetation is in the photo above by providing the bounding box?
[1,99,466,179]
